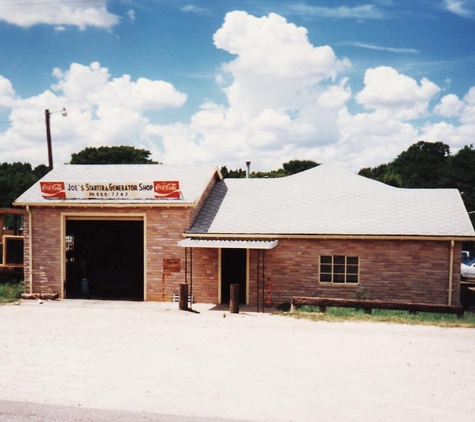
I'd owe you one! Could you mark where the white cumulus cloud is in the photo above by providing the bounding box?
[2,11,475,174]
[144,12,473,172]
[0,0,119,30]
[213,11,350,118]
[356,66,441,120]
[0,62,187,166]
[434,93,464,117]
[52,62,186,111]
[0,75,19,111]
[147,12,439,171]
[144,11,352,170]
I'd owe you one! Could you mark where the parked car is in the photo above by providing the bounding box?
[462,250,470,262]
[461,257,475,278]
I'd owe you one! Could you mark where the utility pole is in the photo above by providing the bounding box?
[45,109,53,171]
[44,108,67,171]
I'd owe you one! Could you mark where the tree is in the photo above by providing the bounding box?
[70,146,158,164]
[359,141,451,189]
[221,160,320,179]
[0,162,48,208]
[359,164,401,187]
[283,160,320,175]
[392,141,451,188]
[358,140,475,232]
[445,145,475,225]
[220,166,246,179]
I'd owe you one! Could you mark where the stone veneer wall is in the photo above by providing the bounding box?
[26,207,63,296]
[22,212,31,294]
[23,173,221,301]
[185,247,219,303]
[245,239,462,306]
[23,202,462,306]
[23,205,203,301]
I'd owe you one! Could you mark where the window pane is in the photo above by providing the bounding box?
[347,275,358,283]
[320,273,332,282]
[334,264,345,274]
[347,257,358,265]
[320,256,332,264]
[334,274,345,283]
[347,265,359,274]
[334,255,345,264]
[321,264,332,273]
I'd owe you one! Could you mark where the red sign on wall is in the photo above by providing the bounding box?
[40,182,66,198]
[154,181,180,199]
[163,258,181,272]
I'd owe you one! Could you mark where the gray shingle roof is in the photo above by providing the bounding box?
[14,164,219,206]
[187,165,475,237]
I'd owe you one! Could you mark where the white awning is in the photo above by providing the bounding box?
[178,239,279,250]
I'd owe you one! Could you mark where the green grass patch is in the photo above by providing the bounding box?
[283,306,475,328]
[0,281,24,304]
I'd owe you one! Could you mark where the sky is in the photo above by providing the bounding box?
[0,0,474,173]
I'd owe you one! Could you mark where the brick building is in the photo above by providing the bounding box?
[14,164,475,306]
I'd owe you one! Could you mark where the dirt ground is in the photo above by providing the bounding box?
[0,299,474,422]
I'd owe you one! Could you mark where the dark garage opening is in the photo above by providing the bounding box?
[65,220,144,300]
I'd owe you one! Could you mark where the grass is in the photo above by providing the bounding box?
[0,280,24,304]
[284,305,475,328]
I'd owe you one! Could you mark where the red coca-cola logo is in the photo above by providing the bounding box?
[154,181,180,199]
[154,182,178,191]
[40,182,65,198]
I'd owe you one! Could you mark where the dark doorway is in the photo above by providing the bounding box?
[221,248,246,304]
[65,220,144,300]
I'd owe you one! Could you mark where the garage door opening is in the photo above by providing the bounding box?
[65,220,144,300]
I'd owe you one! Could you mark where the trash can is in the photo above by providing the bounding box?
[81,278,89,295]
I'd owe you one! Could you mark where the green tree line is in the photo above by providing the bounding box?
[358,141,475,221]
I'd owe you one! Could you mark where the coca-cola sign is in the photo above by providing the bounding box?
[40,182,66,198]
[154,181,181,199]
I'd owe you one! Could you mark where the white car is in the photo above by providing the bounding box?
[461,258,475,278]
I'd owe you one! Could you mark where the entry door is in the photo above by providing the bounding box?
[221,248,247,304]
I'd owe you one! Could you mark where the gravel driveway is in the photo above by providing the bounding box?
[0,299,474,421]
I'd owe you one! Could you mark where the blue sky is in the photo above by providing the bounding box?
[0,0,474,172]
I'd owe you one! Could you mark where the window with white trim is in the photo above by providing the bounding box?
[319,255,359,284]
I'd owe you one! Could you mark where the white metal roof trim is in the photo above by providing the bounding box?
[178,239,279,249]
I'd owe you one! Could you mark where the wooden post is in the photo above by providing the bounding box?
[230,284,239,314]
[179,283,188,311]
